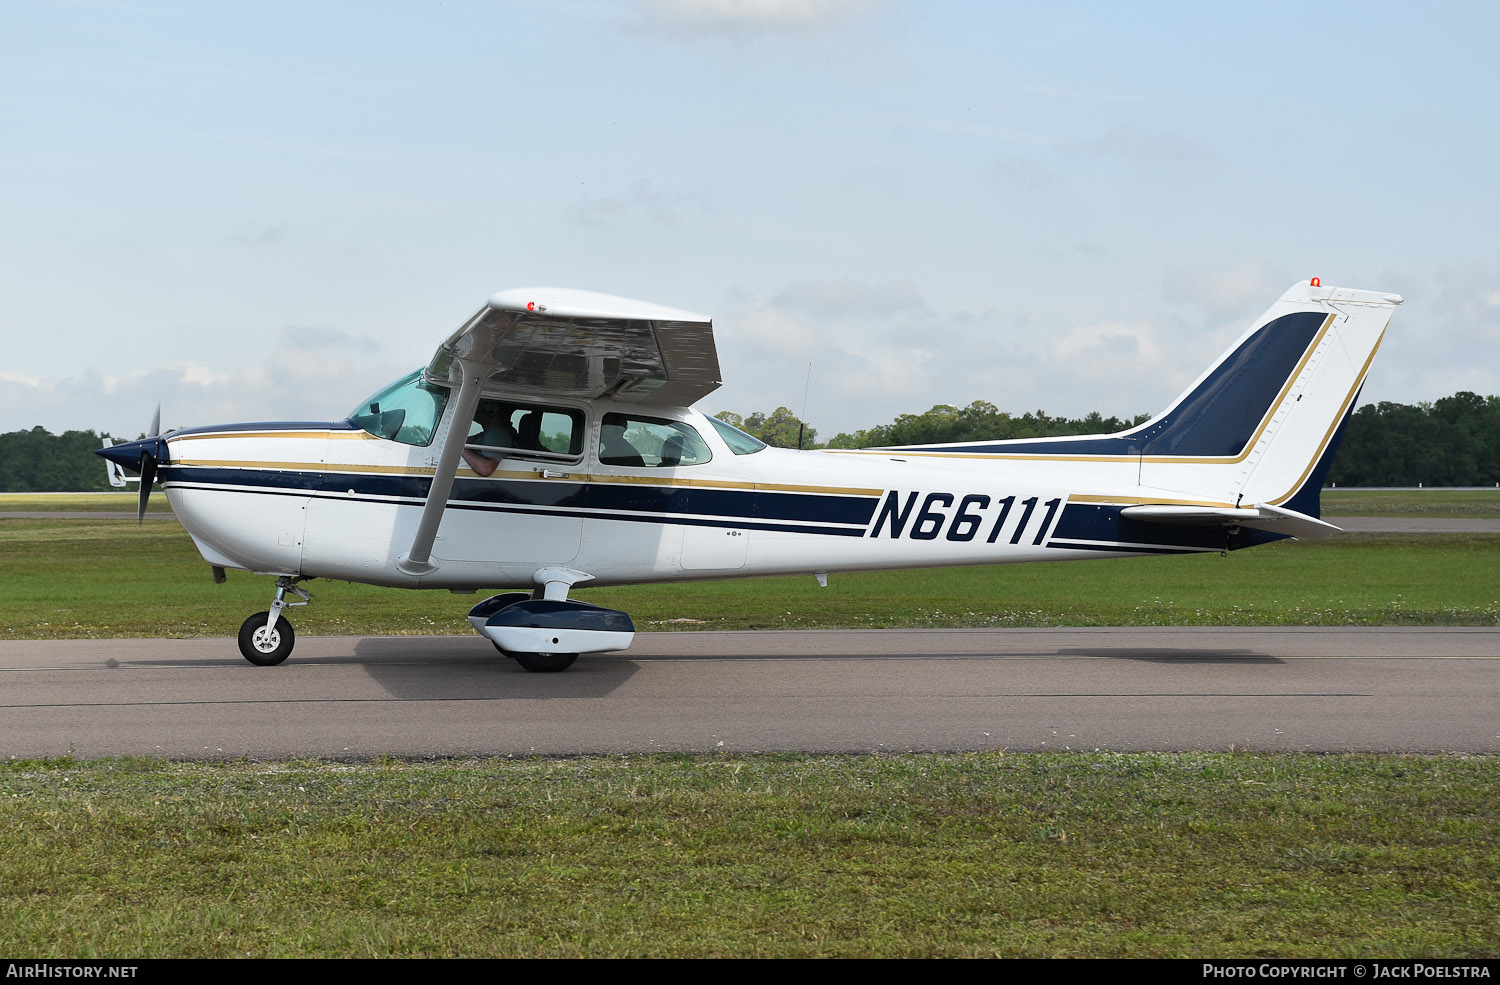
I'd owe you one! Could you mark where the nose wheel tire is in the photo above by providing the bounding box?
[488,640,578,672]
[238,612,295,666]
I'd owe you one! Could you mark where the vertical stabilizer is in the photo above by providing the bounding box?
[1137,281,1399,516]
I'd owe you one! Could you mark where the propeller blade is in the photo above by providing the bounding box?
[137,450,157,522]
[149,402,161,439]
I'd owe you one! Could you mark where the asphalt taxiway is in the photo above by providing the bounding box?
[1,628,1495,759]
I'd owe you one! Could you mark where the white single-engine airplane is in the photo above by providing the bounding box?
[99,279,1400,671]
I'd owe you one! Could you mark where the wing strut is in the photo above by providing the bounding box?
[398,338,492,576]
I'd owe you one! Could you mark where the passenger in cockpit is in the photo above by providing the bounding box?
[599,421,646,467]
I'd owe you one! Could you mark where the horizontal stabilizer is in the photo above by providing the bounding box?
[1120,503,1342,540]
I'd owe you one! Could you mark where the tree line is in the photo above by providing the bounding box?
[2,392,1498,491]
[0,427,125,493]
[717,391,1500,487]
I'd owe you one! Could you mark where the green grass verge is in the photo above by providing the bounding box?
[1,518,1496,638]
[1,753,1494,958]
[1322,488,1500,518]
[0,492,171,512]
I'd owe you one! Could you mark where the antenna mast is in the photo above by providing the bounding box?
[797,362,812,450]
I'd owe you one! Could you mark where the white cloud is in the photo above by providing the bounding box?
[158,361,230,387]
[1362,261,1500,406]
[0,331,407,438]
[710,281,1173,435]
[1048,321,1159,365]
[732,299,818,357]
[1162,257,1290,319]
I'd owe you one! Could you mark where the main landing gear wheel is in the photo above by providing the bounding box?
[510,650,578,673]
[238,612,295,666]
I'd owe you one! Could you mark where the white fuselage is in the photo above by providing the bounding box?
[160,398,1213,593]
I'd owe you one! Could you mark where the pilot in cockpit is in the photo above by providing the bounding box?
[462,402,516,477]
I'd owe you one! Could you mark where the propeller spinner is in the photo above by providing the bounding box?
[94,403,166,521]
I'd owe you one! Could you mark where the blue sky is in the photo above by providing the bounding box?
[3,0,1497,439]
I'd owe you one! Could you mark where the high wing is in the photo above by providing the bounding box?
[401,288,720,576]
[424,287,720,406]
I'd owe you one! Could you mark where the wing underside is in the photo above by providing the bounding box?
[424,288,721,405]
[399,288,722,577]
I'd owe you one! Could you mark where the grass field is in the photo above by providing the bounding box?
[4,496,1496,958]
[0,492,171,512]
[2,753,1495,958]
[1,516,1497,638]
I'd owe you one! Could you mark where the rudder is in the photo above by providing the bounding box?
[1232,282,1398,515]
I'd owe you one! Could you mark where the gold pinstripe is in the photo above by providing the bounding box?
[1068,493,1237,509]
[174,459,437,475]
[169,458,883,498]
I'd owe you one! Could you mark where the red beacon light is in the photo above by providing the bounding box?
[526,301,536,311]
[1310,277,1321,287]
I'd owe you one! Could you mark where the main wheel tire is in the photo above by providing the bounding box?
[238,612,295,666]
[511,651,578,673]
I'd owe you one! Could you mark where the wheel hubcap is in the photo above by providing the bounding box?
[252,627,280,652]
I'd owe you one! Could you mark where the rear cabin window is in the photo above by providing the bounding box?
[598,413,712,467]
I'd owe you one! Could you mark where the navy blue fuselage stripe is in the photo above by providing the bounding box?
[898,312,1326,458]
[1044,542,1203,555]
[158,466,878,529]
[160,480,867,537]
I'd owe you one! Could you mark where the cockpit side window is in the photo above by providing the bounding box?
[598,413,712,467]
[348,370,450,446]
[466,401,585,458]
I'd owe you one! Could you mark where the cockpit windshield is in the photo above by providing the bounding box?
[708,415,767,455]
[347,370,451,446]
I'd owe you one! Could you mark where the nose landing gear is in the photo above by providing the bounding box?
[237,577,313,666]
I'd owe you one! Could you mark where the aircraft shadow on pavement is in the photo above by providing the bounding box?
[1058,647,1284,664]
[352,637,639,700]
